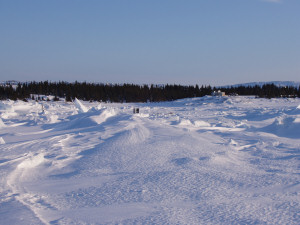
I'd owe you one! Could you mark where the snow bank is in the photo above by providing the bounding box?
[91,108,116,125]
[178,119,193,126]
[48,107,117,131]
[0,102,14,111]
[0,102,15,118]
[262,115,300,138]
[12,102,34,112]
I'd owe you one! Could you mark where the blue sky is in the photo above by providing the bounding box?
[0,0,299,85]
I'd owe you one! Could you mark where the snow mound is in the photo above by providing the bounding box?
[134,113,149,118]
[0,102,14,112]
[235,121,251,129]
[47,115,60,124]
[225,98,233,104]
[0,137,5,144]
[91,108,116,125]
[0,118,6,128]
[229,139,239,146]
[262,115,300,138]
[126,123,151,144]
[48,108,117,130]
[74,98,88,113]
[96,103,102,110]
[12,102,33,112]
[286,104,300,116]
[194,120,211,127]
[17,153,45,169]
[176,119,211,128]
[178,119,193,126]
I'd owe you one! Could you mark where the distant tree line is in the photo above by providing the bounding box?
[219,84,300,98]
[0,81,299,102]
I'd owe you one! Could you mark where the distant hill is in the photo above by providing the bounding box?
[222,81,300,88]
[0,80,20,86]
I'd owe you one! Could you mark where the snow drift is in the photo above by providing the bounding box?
[0,96,300,224]
[262,115,300,138]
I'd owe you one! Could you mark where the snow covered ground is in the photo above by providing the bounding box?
[0,96,299,224]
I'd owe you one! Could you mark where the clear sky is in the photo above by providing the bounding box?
[0,0,299,86]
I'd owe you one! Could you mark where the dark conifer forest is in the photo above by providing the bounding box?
[0,81,299,102]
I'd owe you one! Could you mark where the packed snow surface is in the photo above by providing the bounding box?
[0,96,300,224]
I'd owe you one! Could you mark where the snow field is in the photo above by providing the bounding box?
[0,96,299,224]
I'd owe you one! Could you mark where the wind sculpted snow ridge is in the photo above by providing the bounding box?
[0,97,299,224]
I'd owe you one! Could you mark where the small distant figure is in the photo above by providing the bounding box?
[133,108,139,114]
